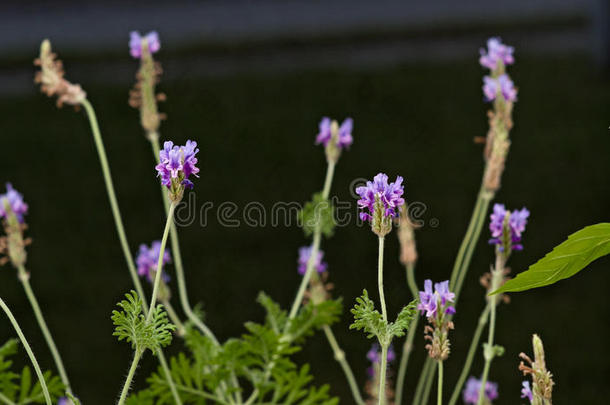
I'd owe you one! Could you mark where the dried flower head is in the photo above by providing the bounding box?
[479,37,515,71]
[156,140,200,202]
[34,39,86,108]
[519,334,554,404]
[297,246,327,275]
[356,173,405,237]
[462,376,499,404]
[396,203,418,266]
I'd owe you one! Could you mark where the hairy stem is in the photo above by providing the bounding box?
[322,325,365,405]
[377,236,387,323]
[117,350,143,405]
[395,263,419,405]
[17,266,71,393]
[437,361,444,405]
[148,202,176,320]
[448,305,491,405]
[379,344,389,405]
[0,297,51,405]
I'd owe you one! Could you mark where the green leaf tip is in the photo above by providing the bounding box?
[491,223,610,295]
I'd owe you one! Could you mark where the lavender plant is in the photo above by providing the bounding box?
[0,31,605,405]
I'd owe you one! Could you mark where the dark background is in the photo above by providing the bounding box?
[0,1,609,404]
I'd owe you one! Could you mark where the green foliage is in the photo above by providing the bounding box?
[299,192,335,237]
[128,292,340,404]
[112,290,176,353]
[492,223,610,294]
[350,289,418,346]
[0,339,65,404]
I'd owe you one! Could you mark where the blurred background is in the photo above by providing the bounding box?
[0,0,609,403]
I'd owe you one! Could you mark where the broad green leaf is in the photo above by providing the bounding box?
[492,223,610,294]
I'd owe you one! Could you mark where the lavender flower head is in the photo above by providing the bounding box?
[366,343,396,376]
[462,377,499,404]
[156,140,200,200]
[136,240,171,283]
[316,117,353,149]
[520,381,533,403]
[0,184,28,223]
[418,279,455,319]
[129,31,161,59]
[57,397,72,405]
[297,246,328,275]
[356,173,404,236]
[479,37,514,71]
[489,203,530,252]
[483,74,517,102]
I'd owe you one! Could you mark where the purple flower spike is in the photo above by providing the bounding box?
[521,381,533,403]
[479,37,514,70]
[489,203,530,252]
[356,173,405,222]
[315,117,353,149]
[463,377,499,404]
[0,184,29,223]
[297,246,327,275]
[483,74,517,102]
[417,279,455,319]
[136,240,171,283]
[156,140,200,191]
[129,31,161,59]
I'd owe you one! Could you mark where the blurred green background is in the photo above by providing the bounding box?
[1,2,610,404]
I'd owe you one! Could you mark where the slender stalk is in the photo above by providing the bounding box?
[117,350,143,405]
[17,266,71,393]
[437,361,444,405]
[0,392,15,405]
[162,300,186,336]
[322,325,365,405]
[148,203,176,320]
[448,305,491,405]
[156,349,183,405]
[395,263,419,404]
[321,161,336,199]
[379,344,389,405]
[421,364,437,405]
[0,298,51,405]
[81,99,181,405]
[377,237,387,323]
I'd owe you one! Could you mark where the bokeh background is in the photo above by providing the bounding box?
[0,0,609,404]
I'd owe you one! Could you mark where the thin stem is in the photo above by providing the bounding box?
[448,305,491,405]
[156,349,183,405]
[448,196,483,289]
[322,325,365,405]
[421,363,437,405]
[395,263,419,404]
[0,298,51,405]
[321,160,336,199]
[377,236,387,323]
[17,266,71,393]
[162,300,186,336]
[148,202,176,320]
[81,99,147,308]
[0,392,15,405]
[378,344,388,405]
[117,350,143,405]
[437,361,444,405]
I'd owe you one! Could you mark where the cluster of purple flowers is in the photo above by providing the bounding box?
[129,31,161,59]
[315,117,353,149]
[355,173,405,222]
[521,381,533,403]
[297,246,328,275]
[417,280,456,319]
[488,203,530,252]
[462,377,499,404]
[136,240,171,283]
[156,140,200,190]
[366,343,396,376]
[0,183,28,223]
[480,37,517,103]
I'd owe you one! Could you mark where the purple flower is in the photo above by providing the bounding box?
[156,140,200,190]
[355,173,405,222]
[129,31,160,59]
[463,377,499,404]
[0,184,28,223]
[418,279,455,318]
[315,117,353,149]
[483,74,517,102]
[366,343,395,376]
[57,398,72,405]
[479,37,514,70]
[297,246,327,275]
[521,381,533,403]
[489,203,530,251]
[136,241,171,283]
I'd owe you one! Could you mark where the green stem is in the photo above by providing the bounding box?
[0,392,15,405]
[448,305,491,405]
[395,263,419,405]
[148,203,176,320]
[162,300,186,336]
[17,266,71,393]
[117,350,143,405]
[156,349,183,405]
[379,344,388,405]
[322,325,365,405]
[321,160,336,199]
[437,361,444,405]
[377,236,387,323]
[81,99,181,405]
[0,298,51,405]
[421,363,437,405]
